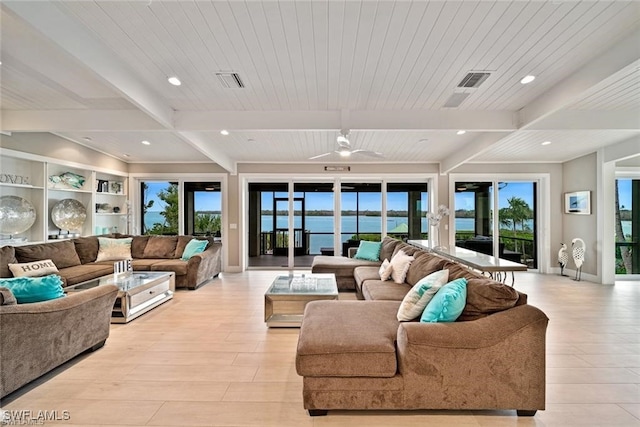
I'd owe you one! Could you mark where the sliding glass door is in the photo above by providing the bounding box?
[616,178,639,275]
[454,180,537,266]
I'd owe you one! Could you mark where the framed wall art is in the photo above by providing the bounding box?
[564,191,591,215]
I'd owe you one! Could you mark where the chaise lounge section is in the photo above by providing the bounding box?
[297,237,548,416]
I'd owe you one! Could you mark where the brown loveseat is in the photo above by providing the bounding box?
[1,234,222,290]
[0,284,118,398]
[298,238,548,416]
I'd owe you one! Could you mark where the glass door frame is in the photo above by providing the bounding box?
[240,173,437,271]
[449,173,551,273]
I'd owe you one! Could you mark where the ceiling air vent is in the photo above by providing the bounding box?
[443,92,471,108]
[457,72,491,88]
[216,72,245,89]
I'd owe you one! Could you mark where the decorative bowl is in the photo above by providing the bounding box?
[51,199,87,232]
[0,195,37,235]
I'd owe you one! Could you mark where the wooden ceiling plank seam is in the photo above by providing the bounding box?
[496,2,636,111]
[469,1,569,110]
[372,0,434,110]
[347,1,380,110]
[360,0,412,109]
[462,1,544,109]
[278,1,311,110]
[335,1,361,110]
[259,1,295,110]
[221,1,276,111]
[388,1,458,110]
[311,0,330,111]
[325,0,346,110]
[424,0,506,110]
[232,1,285,110]
[489,1,625,111]
[400,2,486,109]
[293,0,319,110]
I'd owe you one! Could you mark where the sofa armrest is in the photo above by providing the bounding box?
[0,285,118,397]
[396,304,548,411]
[348,247,358,258]
[185,242,222,289]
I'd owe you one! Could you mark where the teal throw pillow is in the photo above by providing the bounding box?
[0,275,65,304]
[420,278,467,323]
[181,239,208,260]
[397,269,450,321]
[354,240,382,261]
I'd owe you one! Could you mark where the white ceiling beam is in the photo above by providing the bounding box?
[176,131,236,174]
[175,110,515,131]
[3,1,175,129]
[518,27,640,129]
[1,110,167,132]
[603,134,640,163]
[439,132,510,175]
[529,108,640,131]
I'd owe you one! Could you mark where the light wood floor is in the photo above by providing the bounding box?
[2,271,639,426]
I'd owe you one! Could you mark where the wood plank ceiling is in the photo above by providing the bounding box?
[1,0,639,170]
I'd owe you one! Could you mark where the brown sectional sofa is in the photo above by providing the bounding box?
[299,237,548,416]
[1,234,222,290]
[0,284,118,398]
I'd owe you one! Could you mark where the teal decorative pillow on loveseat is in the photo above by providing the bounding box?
[0,274,65,304]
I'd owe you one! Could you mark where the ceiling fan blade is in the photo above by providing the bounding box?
[351,149,384,158]
[308,152,333,160]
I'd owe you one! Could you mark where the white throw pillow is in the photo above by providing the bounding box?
[8,259,59,278]
[389,250,415,284]
[397,269,450,321]
[95,237,133,262]
[378,258,392,281]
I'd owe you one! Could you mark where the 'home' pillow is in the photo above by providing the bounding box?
[95,237,133,262]
[0,275,65,304]
[8,259,59,278]
[420,278,467,323]
[397,269,449,321]
[354,240,382,262]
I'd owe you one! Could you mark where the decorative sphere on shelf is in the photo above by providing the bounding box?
[0,196,37,235]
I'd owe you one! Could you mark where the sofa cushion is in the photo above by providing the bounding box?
[14,240,81,269]
[143,236,178,259]
[354,266,382,290]
[353,240,382,261]
[96,237,133,262]
[442,261,484,281]
[150,260,188,276]
[397,269,450,321]
[379,237,401,262]
[296,300,401,378]
[131,236,150,258]
[362,280,411,301]
[391,242,425,259]
[130,259,163,270]
[175,235,195,259]
[0,275,65,304]
[405,252,449,286]
[457,278,521,321]
[311,255,380,279]
[0,246,17,278]
[60,264,115,286]
[421,278,467,323]
[8,259,59,278]
[73,236,100,264]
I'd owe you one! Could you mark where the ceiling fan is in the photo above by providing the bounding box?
[309,132,384,160]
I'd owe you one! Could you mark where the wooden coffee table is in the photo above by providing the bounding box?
[264,273,338,327]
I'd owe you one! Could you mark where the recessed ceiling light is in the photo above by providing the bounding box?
[456,130,466,135]
[220,130,229,136]
[167,76,181,86]
[141,140,151,145]
[541,141,552,146]
[520,75,536,84]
